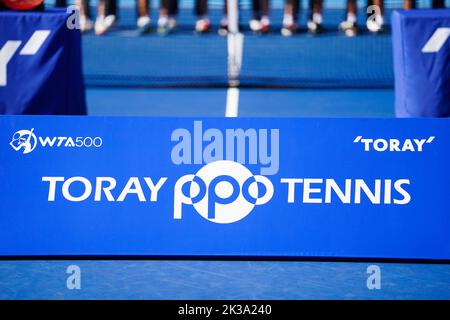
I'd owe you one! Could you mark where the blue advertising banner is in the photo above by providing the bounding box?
[0,9,86,115]
[0,116,449,260]
[392,9,450,117]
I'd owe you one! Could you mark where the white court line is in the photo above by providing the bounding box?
[225,33,243,118]
[225,0,242,118]
[225,87,240,117]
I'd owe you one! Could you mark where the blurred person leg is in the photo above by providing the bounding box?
[250,0,270,33]
[106,0,118,22]
[106,0,117,16]
[55,0,67,7]
[169,0,178,15]
[281,0,299,36]
[95,0,117,35]
[307,0,324,34]
[403,0,415,9]
[137,0,151,33]
[158,0,170,34]
[168,0,178,28]
[76,0,94,33]
[432,0,445,8]
[252,0,261,20]
[339,0,359,37]
[195,0,210,33]
[366,0,384,33]
[158,0,178,35]
[249,0,261,32]
[219,0,229,35]
[259,0,270,33]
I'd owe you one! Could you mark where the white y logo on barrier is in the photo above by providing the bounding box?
[0,30,51,87]
[422,28,450,53]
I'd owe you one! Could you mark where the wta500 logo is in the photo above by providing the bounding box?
[10,128,103,154]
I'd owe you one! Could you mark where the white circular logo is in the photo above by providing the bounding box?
[174,160,274,224]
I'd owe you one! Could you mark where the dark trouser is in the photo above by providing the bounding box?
[160,0,207,16]
[404,0,416,8]
[285,0,299,20]
[252,0,270,19]
[161,0,178,15]
[107,0,118,16]
[137,0,149,17]
[55,0,67,7]
[432,0,445,8]
[195,0,208,16]
[285,0,322,21]
[80,0,118,19]
[53,0,121,13]
[403,0,446,9]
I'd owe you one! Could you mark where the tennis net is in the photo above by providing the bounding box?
[48,0,448,89]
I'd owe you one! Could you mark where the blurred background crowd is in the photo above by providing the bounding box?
[1,0,446,36]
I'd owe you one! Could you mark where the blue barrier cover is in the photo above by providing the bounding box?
[0,116,449,260]
[392,9,450,117]
[0,9,86,115]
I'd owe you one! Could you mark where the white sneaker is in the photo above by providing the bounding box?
[281,22,297,36]
[168,17,177,30]
[249,19,262,32]
[366,19,383,33]
[260,16,270,33]
[218,17,229,36]
[95,15,116,36]
[195,18,211,33]
[339,20,358,37]
[79,15,93,33]
[157,16,177,35]
[104,15,116,28]
[95,16,105,35]
[137,16,151,33]
[307,20,323,34]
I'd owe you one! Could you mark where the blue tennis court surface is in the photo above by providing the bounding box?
[87,88,394,117]
[1,260,450,299]
[1,1,449,300]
